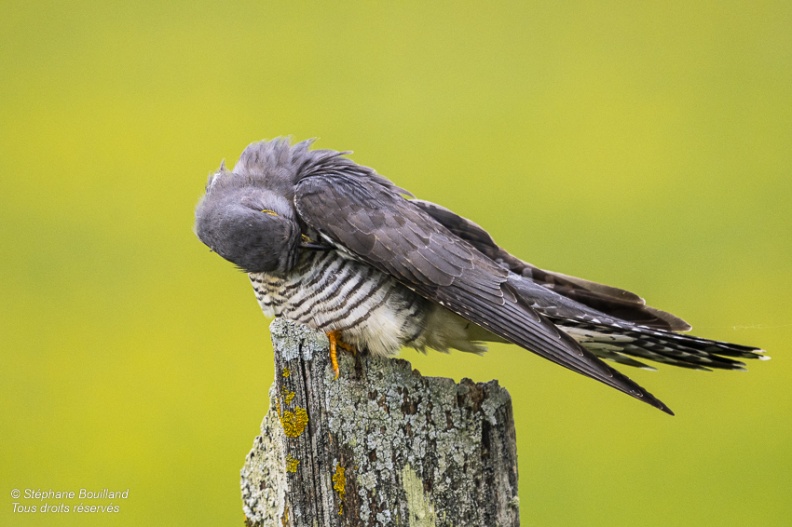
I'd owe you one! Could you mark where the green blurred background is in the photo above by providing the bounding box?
[2,1,790,525]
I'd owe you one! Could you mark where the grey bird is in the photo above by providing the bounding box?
[195,138,767,415]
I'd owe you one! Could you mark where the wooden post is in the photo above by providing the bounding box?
[241,319,520,527]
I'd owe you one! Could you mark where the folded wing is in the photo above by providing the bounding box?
[295,174,673,414]
[411,199,691,331]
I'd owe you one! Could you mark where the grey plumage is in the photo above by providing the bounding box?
[195,138,767,415]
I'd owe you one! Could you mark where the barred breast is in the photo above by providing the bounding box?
[249,250,491,357]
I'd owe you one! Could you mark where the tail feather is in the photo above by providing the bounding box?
[557,320,767,372]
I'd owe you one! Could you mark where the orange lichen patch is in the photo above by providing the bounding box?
[281,387,296,406]
[332,464,346,515]
[280,407,309,438]
[281,367,291,379]
[280,505,289,526]
[285,455,300,473]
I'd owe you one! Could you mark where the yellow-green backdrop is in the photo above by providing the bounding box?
[2,1,790,525]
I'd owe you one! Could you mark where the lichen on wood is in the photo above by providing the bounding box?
[241,319,520,527]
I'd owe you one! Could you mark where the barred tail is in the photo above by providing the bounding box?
[558,321,768,371]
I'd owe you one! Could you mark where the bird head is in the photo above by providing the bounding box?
[195,164,301,274]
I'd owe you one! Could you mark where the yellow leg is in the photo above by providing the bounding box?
[326,331,356,378]
[338,340,356,355]
[327,330,341,378]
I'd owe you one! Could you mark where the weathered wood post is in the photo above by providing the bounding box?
[241,319,520,527]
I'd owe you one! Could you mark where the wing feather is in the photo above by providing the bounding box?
[295,174,673,414]
[411,199,691,331]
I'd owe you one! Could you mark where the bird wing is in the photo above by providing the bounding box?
[411,199,691,331]
[294,173,673,414]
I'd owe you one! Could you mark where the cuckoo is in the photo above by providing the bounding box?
[194,138,766,415]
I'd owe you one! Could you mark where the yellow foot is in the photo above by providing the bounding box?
[326,331,356,379]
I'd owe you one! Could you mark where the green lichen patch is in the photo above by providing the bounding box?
[402,463,437,527]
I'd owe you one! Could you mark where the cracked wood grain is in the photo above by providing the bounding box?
[241,319,520,527]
